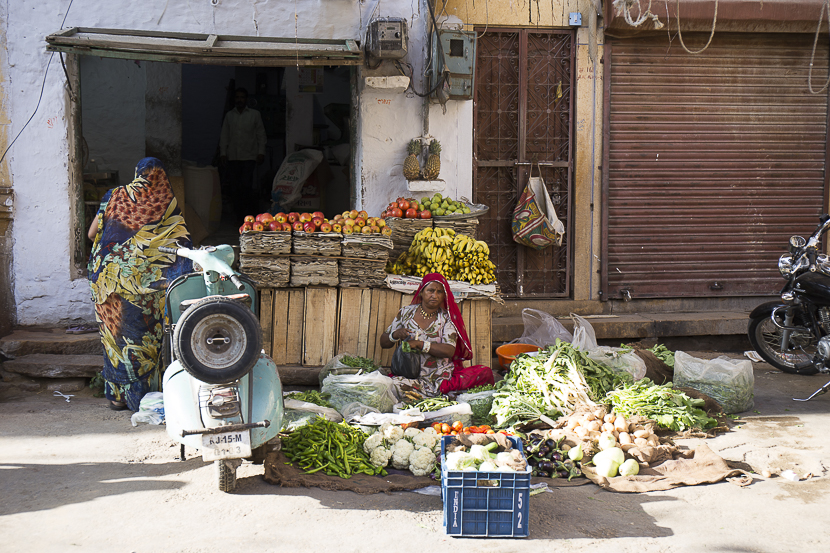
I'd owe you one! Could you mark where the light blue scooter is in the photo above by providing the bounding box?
[158,244,283,492]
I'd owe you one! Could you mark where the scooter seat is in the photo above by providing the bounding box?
[179,294,252,314]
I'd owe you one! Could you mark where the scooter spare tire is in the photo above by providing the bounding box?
[173,296,261,384]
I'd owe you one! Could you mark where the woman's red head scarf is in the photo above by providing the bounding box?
[411,273,473,363]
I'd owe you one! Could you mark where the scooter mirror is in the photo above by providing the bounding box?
[789,235,806,253]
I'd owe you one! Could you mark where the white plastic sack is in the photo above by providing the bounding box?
[394,401,473,427]
[281,398,343,431]
[271,149,324,210]
[318,352,362,385]
[508,308,573,347]
[321,372,398,414]
[130,391,164,426]
[674,351,755,414]
[570,313,598,351]
[343,404,424,426]
[457,389,498,423]
[585,346,647,381]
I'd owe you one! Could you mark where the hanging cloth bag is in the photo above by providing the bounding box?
[511,162,565,250]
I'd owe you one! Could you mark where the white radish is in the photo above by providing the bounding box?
[634,437,648,447]
[602,422,616,433]
[585,420,601,432]
[614,416,628,431]
[633,429,650,439]
[604,414,616,424]
[618,432,632,445]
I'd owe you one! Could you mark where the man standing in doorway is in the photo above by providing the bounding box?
[220,87,267,219]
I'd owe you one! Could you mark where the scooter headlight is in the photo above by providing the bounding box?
[779,254,795,277]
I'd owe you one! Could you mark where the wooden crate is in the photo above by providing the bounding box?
[260,287,492,370]
[265,288,306,365]
[240,231,291,255]
[303,287,338,366]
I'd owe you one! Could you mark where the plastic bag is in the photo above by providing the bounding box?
[391,346,421,379]
[508,308,572,347]
[674,351,755,414]
[318,353,361,385]
[321,372,398,414]
[457,389,497,424]
[394,401,473,426]
[281,398,342,431]
[130,391,164,426]
[570,313,598,351]
[585,346,647,381]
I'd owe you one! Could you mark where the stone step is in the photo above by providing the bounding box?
[492,311,751,343]
[3,353,102,379]
[0,327,100,357]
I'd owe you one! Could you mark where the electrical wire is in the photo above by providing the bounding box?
[808,0,830,94]
[0,0,75,166]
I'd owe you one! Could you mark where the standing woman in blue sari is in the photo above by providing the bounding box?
[87,157,192,411]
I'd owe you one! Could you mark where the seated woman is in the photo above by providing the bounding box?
[380,273,495,397]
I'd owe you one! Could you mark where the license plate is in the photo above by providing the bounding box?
[201,429,252,461]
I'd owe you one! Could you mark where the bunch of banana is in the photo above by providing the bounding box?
[385,226,497,284]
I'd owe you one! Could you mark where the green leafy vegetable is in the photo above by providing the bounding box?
[285,390,336,409]
[339,355,380,373]
[607,379,717,431]
[490,340,630,428]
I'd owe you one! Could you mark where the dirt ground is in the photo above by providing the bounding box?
[1,353,830,553]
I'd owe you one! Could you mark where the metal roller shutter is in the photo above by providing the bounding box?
[603,33,829,299]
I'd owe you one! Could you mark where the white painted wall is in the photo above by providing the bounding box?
[3,0,474,325]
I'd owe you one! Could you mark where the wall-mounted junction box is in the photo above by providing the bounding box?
[366,18,408,59]
[430,29,476,101]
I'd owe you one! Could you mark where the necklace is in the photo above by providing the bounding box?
[419,306,437,320]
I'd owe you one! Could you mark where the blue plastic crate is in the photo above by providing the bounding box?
[440,435,531,538]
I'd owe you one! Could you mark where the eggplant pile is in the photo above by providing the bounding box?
[524,435,583,480]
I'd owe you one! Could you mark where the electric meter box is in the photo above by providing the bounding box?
[366,18,408,59]
[430,30,477,100]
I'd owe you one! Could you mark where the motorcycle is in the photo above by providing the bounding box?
[748,214,830,401]
[158,244,283,491]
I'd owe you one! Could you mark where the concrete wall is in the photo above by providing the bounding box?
[0,5,14,334]
[4,0,466,326]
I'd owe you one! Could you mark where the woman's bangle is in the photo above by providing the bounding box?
[421,340,431,353]
[389,333,400,343]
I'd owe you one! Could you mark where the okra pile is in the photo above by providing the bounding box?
[283,417,387,478]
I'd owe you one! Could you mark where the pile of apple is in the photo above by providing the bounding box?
[239,210,392,235]
[333,210,392,236]
[239,211,333,234]
[381,197,433,220]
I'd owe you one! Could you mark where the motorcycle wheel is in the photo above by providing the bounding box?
[173,296,261,384]
[748,314,819,374]
[216,459,237,492]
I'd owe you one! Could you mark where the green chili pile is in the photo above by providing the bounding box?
[282,417,386,478]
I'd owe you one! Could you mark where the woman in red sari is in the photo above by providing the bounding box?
[380,273,494,396]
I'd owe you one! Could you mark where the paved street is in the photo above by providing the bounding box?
[1,353,829,552]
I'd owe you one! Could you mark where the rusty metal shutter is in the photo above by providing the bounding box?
[603,33,829,299]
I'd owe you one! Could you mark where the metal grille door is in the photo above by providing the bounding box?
[474,30,574,298]
[604,33,829,299]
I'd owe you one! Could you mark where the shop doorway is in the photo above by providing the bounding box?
[77,57,353,259]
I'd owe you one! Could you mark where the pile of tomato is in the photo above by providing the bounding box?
[430,421,511,436]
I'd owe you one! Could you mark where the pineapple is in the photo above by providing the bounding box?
[403,139,422,180]
[423,139,441,180]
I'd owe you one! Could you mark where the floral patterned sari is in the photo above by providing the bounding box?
[88,158,192,410]
[385,304,459,396]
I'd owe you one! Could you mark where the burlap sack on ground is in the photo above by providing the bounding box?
[582,444,747,492]
[263,450,434,494]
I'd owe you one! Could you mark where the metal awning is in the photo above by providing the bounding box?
[45,28,363,66]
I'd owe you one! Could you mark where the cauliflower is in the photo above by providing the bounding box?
[391,439,416,469]
[383,424,405,444]
[445,451,476,471]
[363,432,384,455]
[370,446,393,468]
[412,430,438,450]
[409,447,436,476]
[422,426,438,436]
[404,426,422,439]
